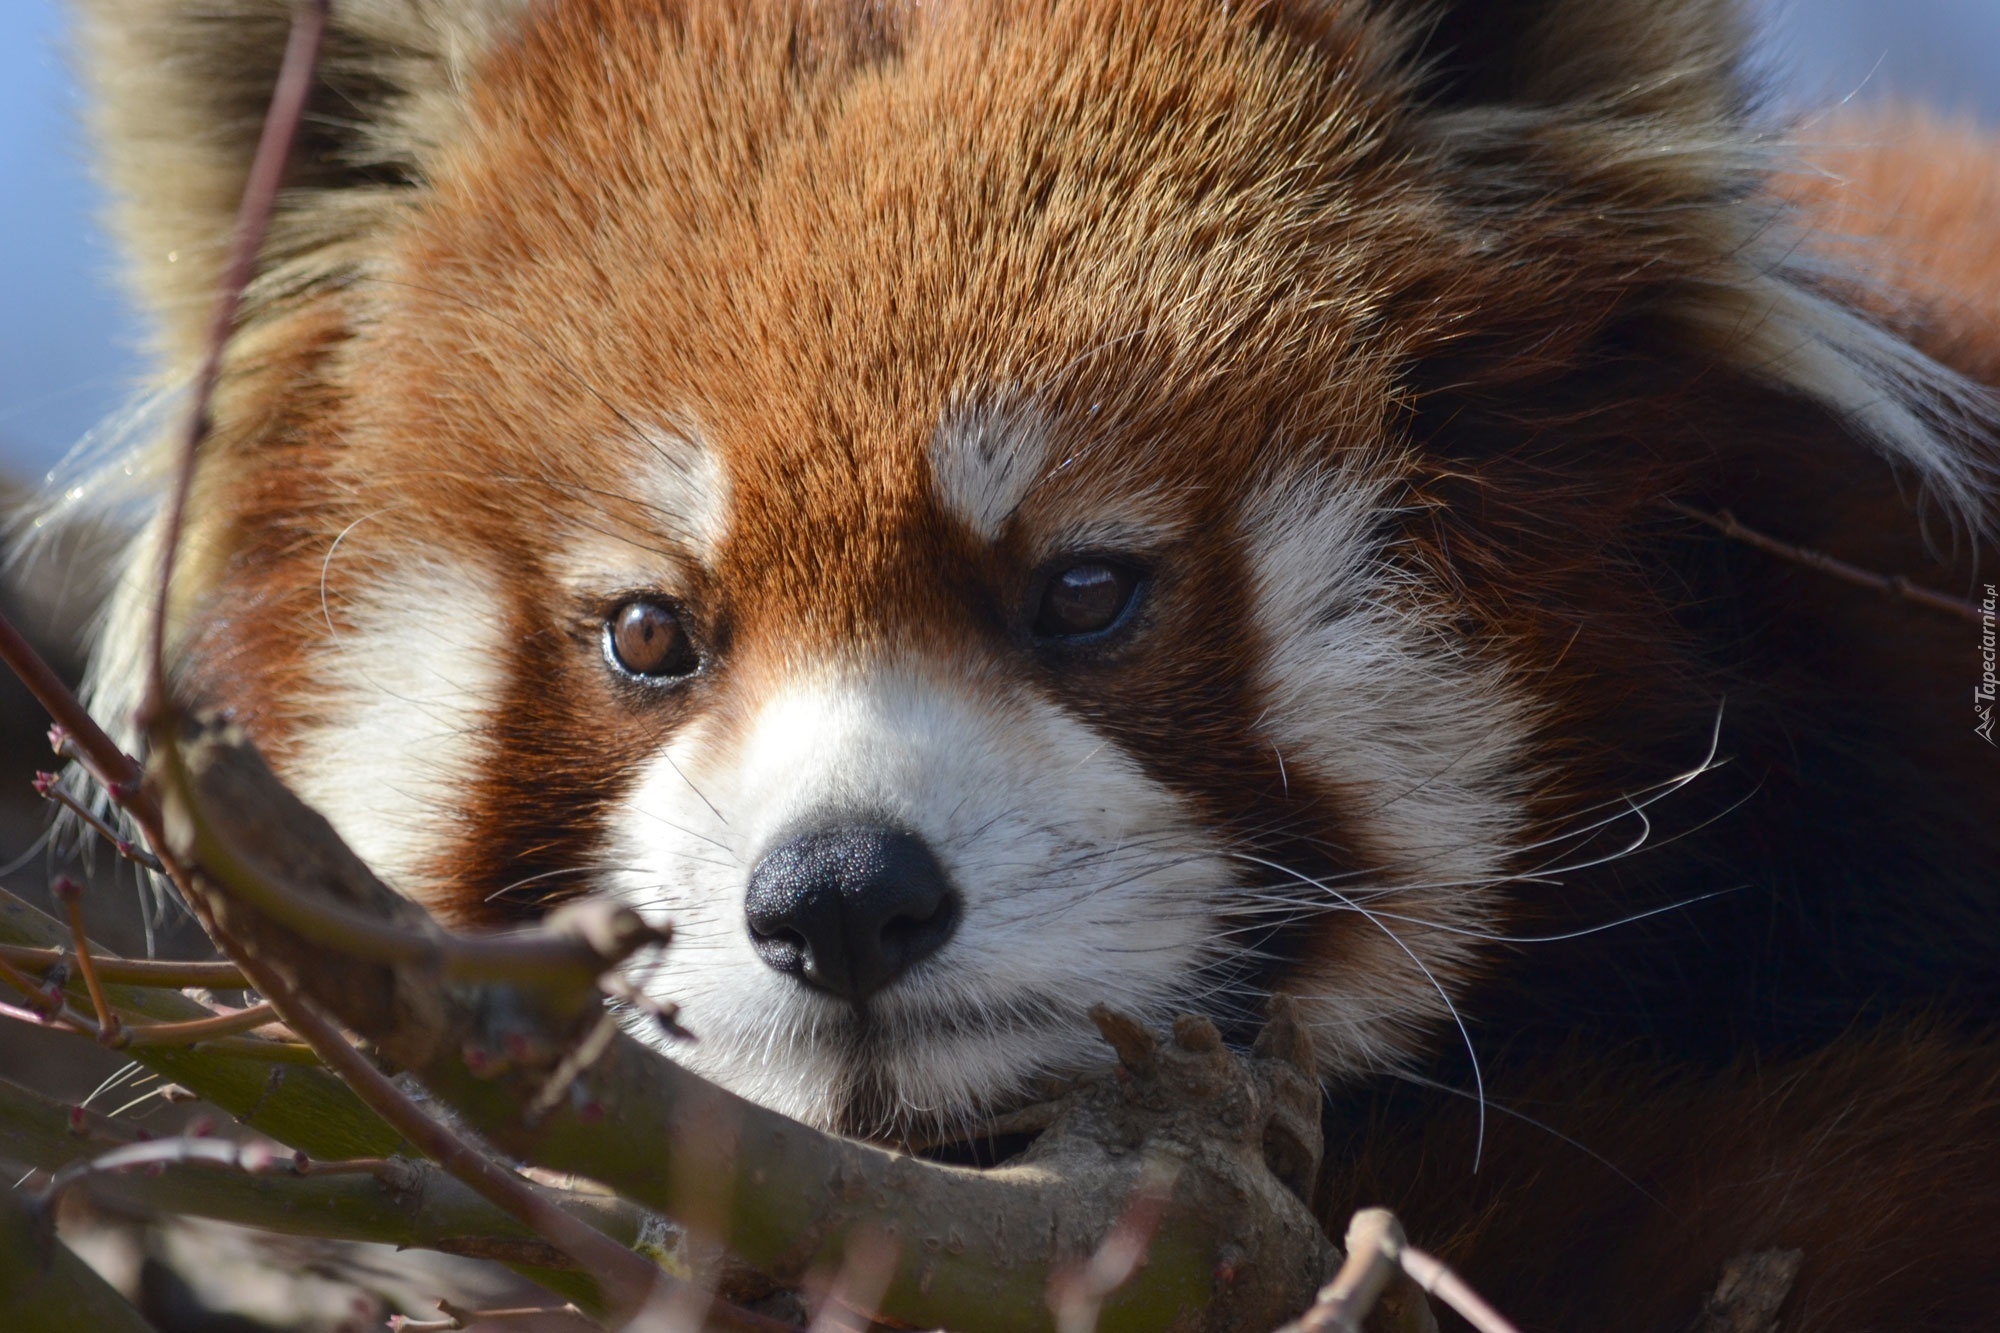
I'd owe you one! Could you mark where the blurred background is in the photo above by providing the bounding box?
[0,1,1995,1327]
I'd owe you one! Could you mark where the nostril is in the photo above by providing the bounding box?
[744,824,960,1004]
[747,922,809,972]
[880,892,955,959]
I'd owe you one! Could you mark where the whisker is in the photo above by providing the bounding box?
[1387,1069,1667,1206]
[1231,851,1489,1170]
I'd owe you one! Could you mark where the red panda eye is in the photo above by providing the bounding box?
[606,600,698,679]
[1033,562,1141,639]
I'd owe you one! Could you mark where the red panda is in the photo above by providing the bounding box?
[44,0,2000,1326]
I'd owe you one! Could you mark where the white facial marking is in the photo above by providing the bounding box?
[603,666,1233,1133]
[285,559,506,896]
[1243,455,1534,1074]
[553,426,728,598]
[631,424,731,564]
[929,402,1052,541]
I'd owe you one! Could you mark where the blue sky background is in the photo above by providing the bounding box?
[3,0,1997,480]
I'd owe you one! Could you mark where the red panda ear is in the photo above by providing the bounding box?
[1396,0,1751,121]
[1271,1,1997,534]
[74,0,530,369]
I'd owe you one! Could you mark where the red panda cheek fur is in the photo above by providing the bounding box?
[51,0,2000,1325]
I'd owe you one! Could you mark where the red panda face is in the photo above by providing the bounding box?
[157,0,1541,1134]
[91,0,1990,1139]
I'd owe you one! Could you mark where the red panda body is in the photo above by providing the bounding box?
[56,0,2000,1326]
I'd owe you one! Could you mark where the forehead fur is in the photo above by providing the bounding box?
[356,0,1426,527]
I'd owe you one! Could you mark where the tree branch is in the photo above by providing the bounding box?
[0,1076,648,1281]
[0,1181,158,1333]
[151,717,1338,1332]
[0,944,243,991]
[1666,500,1988,624]
[143,0,328,729]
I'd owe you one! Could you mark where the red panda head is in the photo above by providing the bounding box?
[61,0,1996,1136]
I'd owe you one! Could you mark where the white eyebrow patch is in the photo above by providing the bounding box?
[630,423,731,564]
[929,401,1052,541]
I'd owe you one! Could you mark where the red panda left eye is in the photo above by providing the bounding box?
[1034,562,1141,639]
[606,599,698,679]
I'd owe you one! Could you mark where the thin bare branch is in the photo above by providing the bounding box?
[1396,1247,1521,1333]
[0,884,406,1159]
[0,944,245,991]
[0,975,313,1063]
[0,1077,646,1290]
[33,775,163,871]
[1276,1209,1408,1333]
[1667,500,1987,623]
[120,1002,281,1049]
[44,1135,330,1206]
[0,611,148,816]
[53,876,123,1046]
[0,956,64,1020]
[392,1301,594,1332]
[1278,1210,1519,1333]
[144,0,329,726]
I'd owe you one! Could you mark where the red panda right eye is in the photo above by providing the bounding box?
[607,600,698,679]
[1033,562,1142,639]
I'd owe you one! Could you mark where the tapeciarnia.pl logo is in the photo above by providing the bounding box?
[1978,583,1997,745]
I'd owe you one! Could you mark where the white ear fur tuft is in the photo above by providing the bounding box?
[1679,261,2000,538]
[73,0,529,365]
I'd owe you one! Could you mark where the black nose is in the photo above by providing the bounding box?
[744,826,959,1004]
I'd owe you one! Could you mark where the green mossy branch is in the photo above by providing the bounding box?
[0,885,396,1160]
[0,1180,159,1333]
[0,887,627,1311]
[0,1075,647,1284]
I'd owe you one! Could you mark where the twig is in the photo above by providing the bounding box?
[207,939,682,1327]
[41,1135,386,1208]
[0,999,72,1029]
[1397,1246,1520,1333]
[0,944,245,990]
[53,876,123,1046]
[1667,500,1987,623]
[1278,1210,1409,1333]
[0,941,311,1060]
[1278,1210,1520,1333]
[0,609,149,818]
[392,1301,593,1331]
[33,774,164,871]
[0,956,65,1019]
[0,1075,650,1291]
[120,1001,281,1048]
[143,0,328,729]
[1050,1165,1178,1333]
[0,987,316,1062]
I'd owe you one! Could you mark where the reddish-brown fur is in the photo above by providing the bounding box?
[61,0,2000,1326]
[1788,110,2000,385]
[1326,1031,2000,1330]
